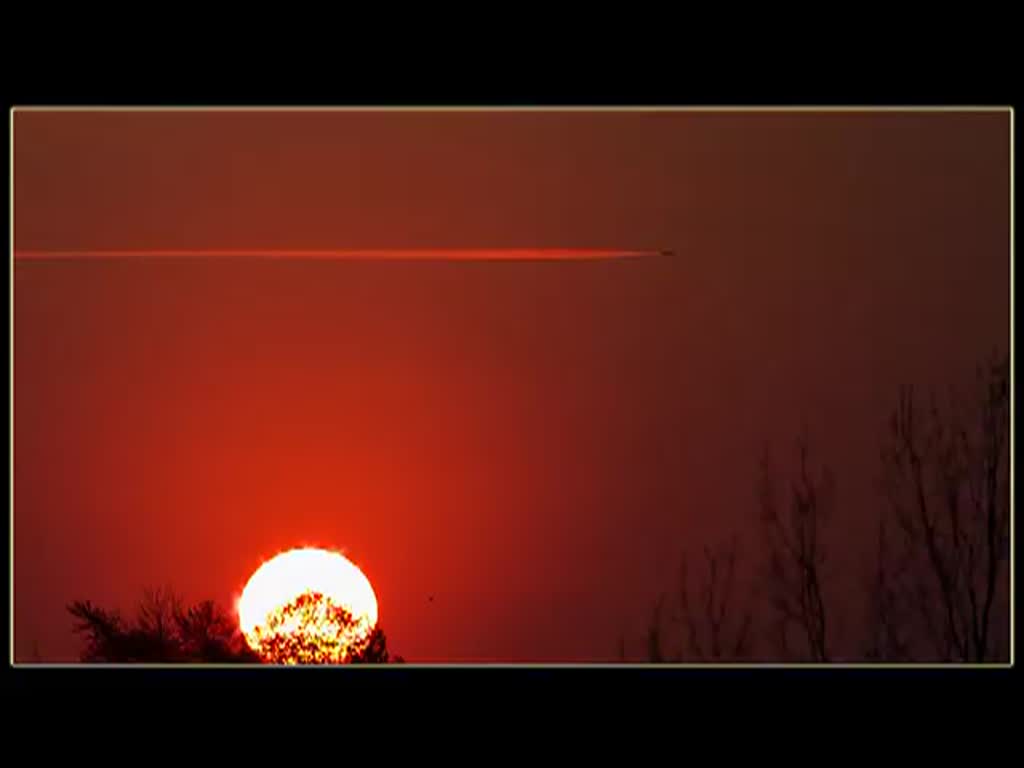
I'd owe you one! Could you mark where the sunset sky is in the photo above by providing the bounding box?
[12,109,1010,662]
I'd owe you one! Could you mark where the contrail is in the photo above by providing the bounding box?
[14,248,672,262]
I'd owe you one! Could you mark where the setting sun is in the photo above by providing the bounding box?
[237,547,379,664]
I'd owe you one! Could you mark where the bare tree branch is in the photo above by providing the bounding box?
[661,536,754,662]
[874,352,1010,661]
[758,435,832,661]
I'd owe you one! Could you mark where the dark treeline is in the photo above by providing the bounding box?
[67,587,400,664]
[639,350,1010,663]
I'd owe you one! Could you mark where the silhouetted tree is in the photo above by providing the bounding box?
[757,435,834,661]
[646,595,667,662]
[136,587,183,659]
[177,599,262,663]
[676,537,753,661]
[637,350,1009,664]
[644,537,754,662]
[69,588,259,663]
[349,626,401,663]
[248,590,398,664]
[68,587,401,664]
[866,516,912,661]
[872,352,1010,662]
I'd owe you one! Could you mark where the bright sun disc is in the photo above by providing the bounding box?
[237,547,378,663]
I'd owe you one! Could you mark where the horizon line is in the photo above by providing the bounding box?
[13,248,671,262]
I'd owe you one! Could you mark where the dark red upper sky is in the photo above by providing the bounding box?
[12,109,1010,662]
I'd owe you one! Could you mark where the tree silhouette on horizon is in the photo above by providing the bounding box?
[870,351,1010,662]
[642,350,1010,663]
[67,587,401,664]
[246,590,394,664]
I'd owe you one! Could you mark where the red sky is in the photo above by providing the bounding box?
[12,109,1010,661]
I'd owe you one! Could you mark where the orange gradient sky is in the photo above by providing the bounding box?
[12,109,1010,662]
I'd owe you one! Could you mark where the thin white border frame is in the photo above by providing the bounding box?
[8,105,1014,669]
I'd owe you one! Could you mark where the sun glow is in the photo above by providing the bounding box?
[237,547,379,664]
